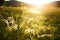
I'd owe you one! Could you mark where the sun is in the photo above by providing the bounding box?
[17,0,58,14]
[17,0,58,6]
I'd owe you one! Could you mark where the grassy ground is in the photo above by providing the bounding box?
[0,5,60,40]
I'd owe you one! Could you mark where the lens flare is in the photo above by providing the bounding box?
[28,7,40,14]
[17,0,58,6]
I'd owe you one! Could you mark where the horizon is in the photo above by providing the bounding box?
[5,0,60,6]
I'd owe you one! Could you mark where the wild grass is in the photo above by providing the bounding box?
[0,6,60,40]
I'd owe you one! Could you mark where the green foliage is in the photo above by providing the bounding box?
[0,6,60,40]
[0,6,23,40]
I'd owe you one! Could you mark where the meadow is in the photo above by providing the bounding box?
[0,3,60,40]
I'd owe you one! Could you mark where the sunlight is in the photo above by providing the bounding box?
[28,7,40,14]
[17,0,58,6]
[20,0,58,14]
[24,28,35,35]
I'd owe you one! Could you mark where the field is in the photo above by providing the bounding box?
[0,3,60,40]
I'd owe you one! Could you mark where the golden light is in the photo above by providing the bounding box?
[18,0,58,14]
[17,0,58,6]
[28,6,40,14]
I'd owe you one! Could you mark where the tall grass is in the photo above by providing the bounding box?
[0,6,60,40]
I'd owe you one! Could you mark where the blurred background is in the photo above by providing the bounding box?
[0,0,60,40]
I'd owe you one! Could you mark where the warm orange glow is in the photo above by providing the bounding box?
[19,0,58,14]
[28,7,40,14]
[17,0,58,6]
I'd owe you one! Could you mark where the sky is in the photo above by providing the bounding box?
[5,0,59,1]
[5,0,59,5]
[17,0,59,5]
